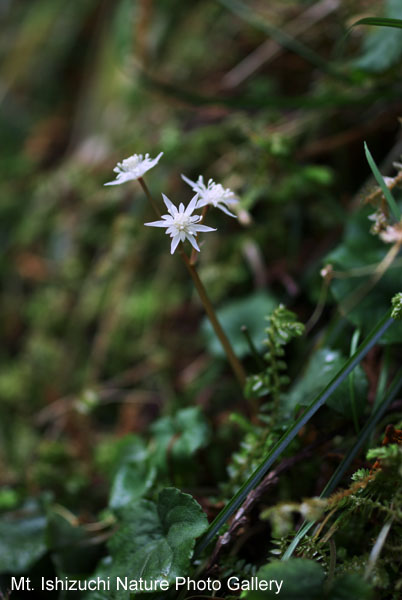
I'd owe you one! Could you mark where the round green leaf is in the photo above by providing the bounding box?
[244,559,325,600]
[107,488,208,584]
[0,502,47,573]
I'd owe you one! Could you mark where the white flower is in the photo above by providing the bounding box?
[145,194,216,254]
[181,174,239,217]
[104,152,163,186]
[379,224,402,244]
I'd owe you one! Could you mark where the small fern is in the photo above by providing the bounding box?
[245,304,305,411]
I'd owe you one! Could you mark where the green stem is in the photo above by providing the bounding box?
[195,311,394,556]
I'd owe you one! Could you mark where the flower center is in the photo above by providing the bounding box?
[174,214,191,231]
[207,184,225,205]
[121,155,142,171]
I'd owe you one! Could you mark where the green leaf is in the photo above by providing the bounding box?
[96,434,148,479]
[96,434,157,509]
[364,142,401,220]
[108,488,208,584]
[105,411,209,508]
[326,205,402,343]
[151,407,210,467]
[352,17,402,30]
[83,557,123,600]
[244,559,325,600]
[47,510,97,575]
[285,348,368,418]
[202,292,277,358]
[109,462,156,510]
[353,0,402,72]
[0,500,48,573]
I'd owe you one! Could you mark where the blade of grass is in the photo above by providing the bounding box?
[352,17,402,31]
[364,142,401,221]
[349,328,361,434]
[335,17,402,61]
[195,311,394,556]
[283,367,402,559]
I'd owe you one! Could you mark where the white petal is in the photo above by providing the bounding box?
[144,220,169,228]
[181,173,206,195]
[170,235,181,254]
[137,152,163,176]
[104,172,135,186]
[194,224,217,232]
[185,194,199,216]
[186,234,200,252]
[162,193,175,213]
[166,226,178,235]
[196,197,208,209]
[153,152,164,164]
[181,173,197,188]
[217,203,237,218]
